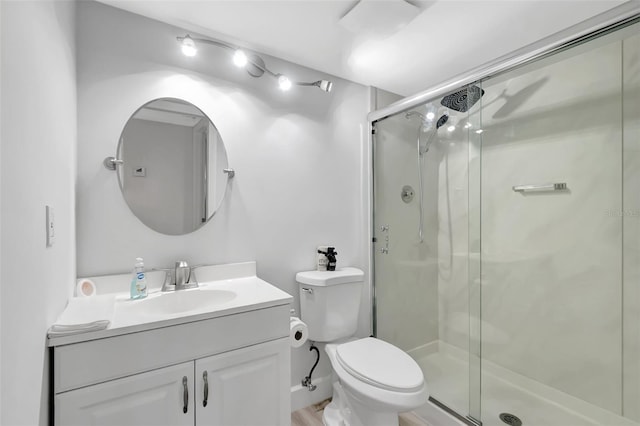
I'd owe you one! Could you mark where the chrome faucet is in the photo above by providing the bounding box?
[175,261,191,287]
[160,260,198,292]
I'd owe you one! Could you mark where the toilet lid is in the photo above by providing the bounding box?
[336,337,424,392]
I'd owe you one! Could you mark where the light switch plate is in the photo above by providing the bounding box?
[46,205,55,247]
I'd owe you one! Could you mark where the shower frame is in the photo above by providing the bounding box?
[369,3,639,124]
[368,2,640,424]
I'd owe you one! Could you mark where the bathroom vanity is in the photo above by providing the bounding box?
[48,262,292,426]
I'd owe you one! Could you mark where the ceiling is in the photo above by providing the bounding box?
[97,0,628,96]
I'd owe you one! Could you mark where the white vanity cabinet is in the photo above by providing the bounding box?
[51,303,291,426]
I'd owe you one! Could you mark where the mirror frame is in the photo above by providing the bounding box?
[116,97,230,235]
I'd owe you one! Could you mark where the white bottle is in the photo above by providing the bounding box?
[130,257,148,300]
[317,246,329,271]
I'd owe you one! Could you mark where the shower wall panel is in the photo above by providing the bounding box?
[373,110,440,354]
[437,139,472,351]
[480,40,623,413]
[622,30,640,422]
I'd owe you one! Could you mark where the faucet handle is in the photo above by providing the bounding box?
[153,268,175,292]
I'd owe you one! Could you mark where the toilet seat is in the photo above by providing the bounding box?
[326,338,429,413]
[336,337,424,392]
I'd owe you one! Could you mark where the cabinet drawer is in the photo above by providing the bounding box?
[54,305,289,393]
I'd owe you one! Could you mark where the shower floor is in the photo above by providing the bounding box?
[412,342,639,426]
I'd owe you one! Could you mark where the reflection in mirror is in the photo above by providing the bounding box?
[117,98,229,235]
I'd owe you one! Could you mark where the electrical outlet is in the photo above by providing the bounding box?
[46,205,55,247]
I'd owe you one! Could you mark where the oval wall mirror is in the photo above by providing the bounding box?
[117,98,230,235]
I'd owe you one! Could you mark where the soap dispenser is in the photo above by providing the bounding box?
[317,247,338,271]
[130,257,148,300]
[325,247,338,271]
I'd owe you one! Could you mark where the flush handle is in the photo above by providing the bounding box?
[202,371,208,407]
[301,288,314,294]
[182,376,189,414]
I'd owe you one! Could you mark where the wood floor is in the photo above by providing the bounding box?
[291,399,429,426]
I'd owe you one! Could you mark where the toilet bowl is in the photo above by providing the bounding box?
[296,268,428,426]
[322,337,428,426]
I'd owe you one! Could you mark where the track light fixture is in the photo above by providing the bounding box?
[277,75,292,91]
[232,50,248,68]
[296,80,333,93]
[177,34,333,93]
[180,35,197,57]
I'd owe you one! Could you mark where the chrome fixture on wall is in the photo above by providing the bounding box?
[177,34,333,93]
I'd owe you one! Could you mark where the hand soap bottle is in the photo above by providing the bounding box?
[130,257,148,300]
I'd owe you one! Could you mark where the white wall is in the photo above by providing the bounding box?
[76,1,369,404]
[0,1,77,425]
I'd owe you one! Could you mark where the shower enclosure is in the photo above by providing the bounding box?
[371,11,639,426]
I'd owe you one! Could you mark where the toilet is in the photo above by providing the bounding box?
[297,267,428,426]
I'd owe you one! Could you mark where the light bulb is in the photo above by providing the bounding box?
[181,35,197,57]
[475,129,484,134]
[447,125,456,132]
[278,75,292,91]
[233,50,248,67]
[426,112,435,120]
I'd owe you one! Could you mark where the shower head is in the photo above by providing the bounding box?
[441,85,485,113]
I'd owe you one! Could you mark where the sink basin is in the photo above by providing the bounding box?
[137,288,237,316]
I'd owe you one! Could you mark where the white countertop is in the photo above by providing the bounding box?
[48,262,292,347]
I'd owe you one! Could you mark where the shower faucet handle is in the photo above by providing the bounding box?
[380,225,389,232]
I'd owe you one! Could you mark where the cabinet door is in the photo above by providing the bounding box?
[195,338,290,426]
[56,362,194,426]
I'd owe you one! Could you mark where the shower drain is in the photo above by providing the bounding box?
[499,413,523,426]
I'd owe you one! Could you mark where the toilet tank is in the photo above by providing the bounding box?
[296,267,364,342]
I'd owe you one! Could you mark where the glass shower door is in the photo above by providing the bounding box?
[371,17,639,426]
[372,92,482,422]
[476,21,640,426]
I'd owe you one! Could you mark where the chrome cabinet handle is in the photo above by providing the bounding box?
[202,371,209,407]
[182,376,188,414]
